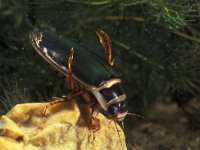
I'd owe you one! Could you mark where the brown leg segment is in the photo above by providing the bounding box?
[114,120,123,150]
[68,47,75,91]
[43,91,85,116]
[96,29,115,66]
[89,103,101,131]
[88,103,101,142]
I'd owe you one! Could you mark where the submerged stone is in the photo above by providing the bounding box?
[0,100,127,150]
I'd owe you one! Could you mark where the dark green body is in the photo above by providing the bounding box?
[32,29,120,88]
[32,29,128,119]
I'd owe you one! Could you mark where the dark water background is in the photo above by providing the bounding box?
[0,1,200,149]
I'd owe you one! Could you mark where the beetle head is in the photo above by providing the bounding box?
[93,78,128,121]
[107,100,128,121]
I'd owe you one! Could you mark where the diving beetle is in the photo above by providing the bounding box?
[31,29,128,131]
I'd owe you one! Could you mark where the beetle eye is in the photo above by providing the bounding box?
[120,101,128,112]
[108,105,119,116]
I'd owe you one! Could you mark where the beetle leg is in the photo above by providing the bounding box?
[89,103,101,131]
[96,29,115,66]
[88,103,101,142]
[42,90,85,116]
[114,120,123,150]
[68,47,75,90]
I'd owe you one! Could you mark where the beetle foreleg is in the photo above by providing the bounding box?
[88,103,101,131]
[42,90,85,116]
[88,103,101,142]
[114,120,123,150]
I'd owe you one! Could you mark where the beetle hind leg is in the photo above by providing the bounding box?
[96,29,115,66]
[42,97,66,116]
[42,47,83,116]
[42,91,85,116]
[68,47,76,91]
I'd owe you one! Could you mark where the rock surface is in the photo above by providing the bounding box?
[0,100,127,150]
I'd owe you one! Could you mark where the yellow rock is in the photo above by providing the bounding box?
[0,100,127,150]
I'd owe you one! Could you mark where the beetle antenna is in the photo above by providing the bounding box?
[127,112,144,119]
[114,120,123,150]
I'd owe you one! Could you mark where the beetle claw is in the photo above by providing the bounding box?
[88,117,100,131]
[88,117,100,143]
